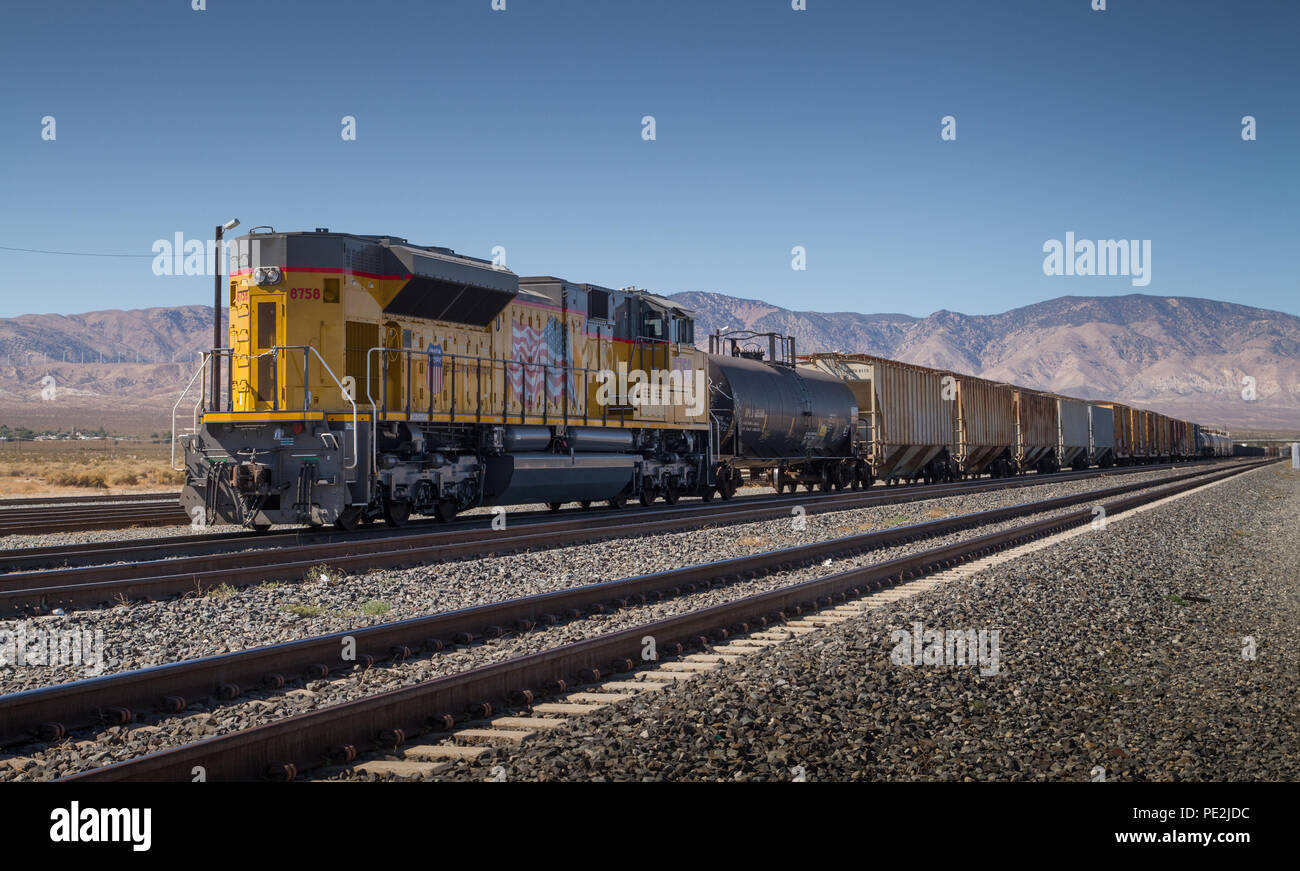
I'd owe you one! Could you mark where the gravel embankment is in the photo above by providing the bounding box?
[0,466,1248,780]
[395,462,1299,782]
[0,467,1195,692]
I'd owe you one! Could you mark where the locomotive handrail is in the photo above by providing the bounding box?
[170,353,216,471]
[363,346,607,482]
[255,345,358,471]
[362,345,703,489]
[179,346,358,471]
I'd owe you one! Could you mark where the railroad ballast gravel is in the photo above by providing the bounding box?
[407,463,1299,782]
[0,464,1284,780]
[0,466,1201,692]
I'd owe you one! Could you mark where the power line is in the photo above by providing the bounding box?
[0,244,154,258]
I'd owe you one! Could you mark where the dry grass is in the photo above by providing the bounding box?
[737,535,767,548]
[0,439,180,498]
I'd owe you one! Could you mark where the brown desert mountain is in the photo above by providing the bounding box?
[0,295,1296,435]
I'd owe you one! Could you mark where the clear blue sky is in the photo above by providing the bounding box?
[1,0,1296,319]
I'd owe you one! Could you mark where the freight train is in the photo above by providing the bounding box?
[176,228,1234,531]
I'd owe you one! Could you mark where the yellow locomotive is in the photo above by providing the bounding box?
[178,228,712,530]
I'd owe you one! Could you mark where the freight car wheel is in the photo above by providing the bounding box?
[547,502,563,512]
[251,522,272,533]
[639,490,656,507]
[663,482,680,505]
[334,507,362,532]
[383,499,411,527]
[608,496,625,510]
[580,501,592,509]
[700,486,715,502]
[434,501,457,523]
[719,469,737,500]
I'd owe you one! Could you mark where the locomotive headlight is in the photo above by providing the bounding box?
[253,266,282,285]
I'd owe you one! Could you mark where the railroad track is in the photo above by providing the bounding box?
[0,458,1228,540]
[0,504,189,537]
[1,459,1267,777]
[0,491,179,509]
[0,459,1233,574]
[0,460,1242,614]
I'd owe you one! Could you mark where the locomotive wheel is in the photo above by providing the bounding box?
[547,502,563,512]
[663,482,680,505]
[383,499,411,527]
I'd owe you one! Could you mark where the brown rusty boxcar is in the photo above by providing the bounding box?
[1100,401,1132,462]
[953,375,1016,477]
[1013,388,1060,473]
[1175,418,1193,458]
[1152,412,1170,460]
[798,353,956,484]
[1131,407,1151,460]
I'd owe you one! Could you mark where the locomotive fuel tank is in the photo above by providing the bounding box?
[707,353,855,460]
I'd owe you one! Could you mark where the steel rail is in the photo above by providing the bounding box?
[56,459,1266,782]
[0,492,179,509]
[0,458,1229,559]
[8,459,1266,753]
[0,507,189,536]
[0,461,1251,613]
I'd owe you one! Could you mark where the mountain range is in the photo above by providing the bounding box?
[0,294,1296,435]
[674,292,1300,431]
